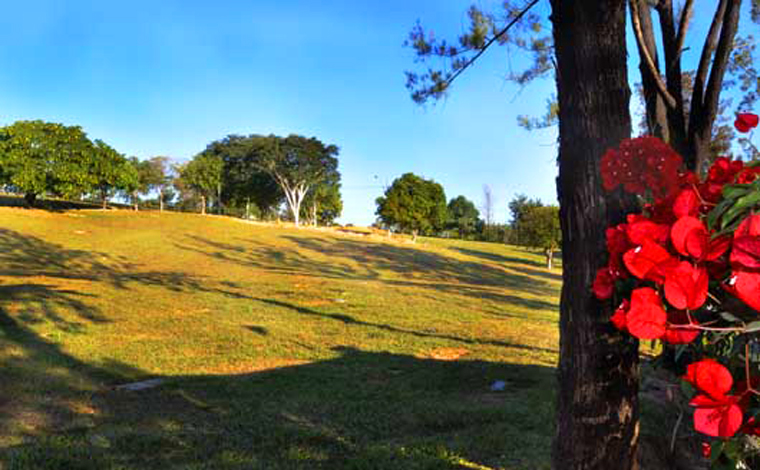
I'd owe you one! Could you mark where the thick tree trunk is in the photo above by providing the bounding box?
[550,2,641,469]
[101,189,108,210]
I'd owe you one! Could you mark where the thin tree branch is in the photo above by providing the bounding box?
[630,0,677,109]
[691,0,728,120]
[434,0,540,96]
[674,0,695,59]
[702,0,741,129]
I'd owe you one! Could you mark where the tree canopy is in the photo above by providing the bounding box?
[447,195,480,238]
[0,120,133,207]
[179,153,223,215]
[376,172,447,241]
[519,204,561,268]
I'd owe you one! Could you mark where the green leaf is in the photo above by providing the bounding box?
[680,380,695,399]
[710,440,723,466]
[721,190,760,230]
[722,184,751,200]
[719,311,741,323]
[746,321,760,333]
[707,198,735,230]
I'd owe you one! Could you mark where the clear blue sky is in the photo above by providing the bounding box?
[0,1,753,225]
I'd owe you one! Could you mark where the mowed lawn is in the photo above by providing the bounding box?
[0,208,560,470]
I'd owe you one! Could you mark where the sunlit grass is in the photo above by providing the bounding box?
[0,208,560,469]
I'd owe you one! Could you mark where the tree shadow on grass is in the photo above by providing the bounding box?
[254,298,557,355]
[0,229,252,302]
[451,247,563,282]
[175,233,558,299]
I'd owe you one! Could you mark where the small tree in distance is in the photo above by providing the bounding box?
[180,153,223,215]
[376,172,447,242]
[447,195,480,239]
[521,205,561,269]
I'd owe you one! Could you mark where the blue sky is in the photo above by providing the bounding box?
[0,1,754,225]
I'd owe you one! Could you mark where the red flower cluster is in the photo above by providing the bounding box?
[684,360,743,438]
[600,136,682,198]
[594,132,760,442]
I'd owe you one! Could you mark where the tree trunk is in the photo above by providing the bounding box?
[201,195,206,215]
[24,192,37,207]
[631,0,670,141]
[101,189,108,210]
[133,190,139,211]
[545,248,553,270]
[159,189,164,212]
[412,229,418,243]
[550,2,641,469]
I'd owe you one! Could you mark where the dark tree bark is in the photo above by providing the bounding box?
[550,1,641,469]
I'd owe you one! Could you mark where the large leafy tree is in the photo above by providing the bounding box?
[89,139,136,209]
[0,120,95,206]
[180,153,223,215]
[202,135,284,217]
[376,172,447,242]
[520,204,561,268]
[253,135,340,227]
[446,195,480,238]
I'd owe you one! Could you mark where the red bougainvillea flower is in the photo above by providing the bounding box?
[737,167,760,185]
[727,271,760,312]
[662,309,699,344]
[735,113,759,133]
[664,262,708,311]
[673,188,701,219]
[707,157,744,185]
[624,240,678,284]
[625,214,670,245]
[701,442,711,459]
[684,359,744,438]
[610,299,629,332]
[671,216,728,262]
[690,394,744,438]
[731,214,760,269]
[626,287,667,339]
[592,267,615,300]
[684,359,734,399]
[600,136,683,197]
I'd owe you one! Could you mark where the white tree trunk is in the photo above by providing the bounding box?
[201,195,206,215]
[159,189,164,212]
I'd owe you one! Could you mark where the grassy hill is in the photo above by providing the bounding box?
[0,208,560,469]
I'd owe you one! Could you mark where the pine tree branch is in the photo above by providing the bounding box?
[433,0,540,96]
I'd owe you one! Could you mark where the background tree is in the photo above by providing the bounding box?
[89,139,135,209]
[480,184,495,240]
[301,179,343,226]
[0,120,95,206]
[447,195,480,238]
[180,153,223,215]
[145,156,172,212]
[253,135,340,227]
[520,205,560,268]
[508,193,544,246]
[202,135,284,218]
[376,172,447,242]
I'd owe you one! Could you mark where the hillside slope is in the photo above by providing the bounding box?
[0,208,560,469]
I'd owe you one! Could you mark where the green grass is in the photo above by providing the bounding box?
[0,208,560,469]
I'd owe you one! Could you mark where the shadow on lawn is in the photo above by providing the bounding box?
[255,298,557,355]
[175,233,558,301]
